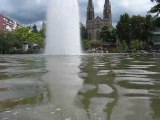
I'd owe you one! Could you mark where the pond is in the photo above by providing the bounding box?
[0,54,160,120]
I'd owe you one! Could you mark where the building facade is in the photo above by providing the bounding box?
[0,14,20,31]
[86,0,112,40]
[152,29,160,50]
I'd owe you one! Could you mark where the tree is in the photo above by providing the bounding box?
[80,23,87,40]
[32,24,38,33]
[131,39,145,52]
[27,32,44,47]
[116,13,155,49]
[150,0,160,28]
[130,15,145,40]
[89,40,103,48]
[39,22,46,38]
[0,31,18,54]
[0,25,45,54]
[143,15,154,42]
[154,17,160,28]
[150,0,160,17]
[82,40,90,50]
[100,26,116,43]
[15,26,31,43]
[116,13,131,46]
[130,15,154,43]
[110,28,117,43]
[116,40,129,53]
[15,26,44,47]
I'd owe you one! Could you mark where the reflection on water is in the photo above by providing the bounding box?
[0,54,160,120]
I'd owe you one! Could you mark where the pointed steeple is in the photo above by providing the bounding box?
[103,0,111,20]
[105,0,109,4]
[87,0,95,21]
[88,0,93,6]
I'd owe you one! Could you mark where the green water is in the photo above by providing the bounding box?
[0,54,160,120]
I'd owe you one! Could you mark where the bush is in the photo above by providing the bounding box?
[116,40,129,53]
[82,40,90,50]
[82,39,103,50]
[131,39,144,52]
[89,40,103,48]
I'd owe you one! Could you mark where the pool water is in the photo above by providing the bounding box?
[0,54,160,120]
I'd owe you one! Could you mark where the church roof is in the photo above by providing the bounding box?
[95,16,103,21]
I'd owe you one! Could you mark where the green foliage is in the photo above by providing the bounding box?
[111,28,117,43]
[15,26,44,47]
[130,16,145,40]
[39,22,46,38]
[116,13,131,46]
[154,17,160,28]
[100,26,117,43]
[116,40,129,53]
[150,0,160,17]
[116,13,154,48]
[131,40,145,52]
[100,26,111,42]
[0,26,45,54]
[82,40,90,50]
[80,23,87,40]
[32,24,38,33]
[143,15,155,40]
[0,31,20,53]
[82,39,103,50]
[89,40,103,48]
[130,15,154,42]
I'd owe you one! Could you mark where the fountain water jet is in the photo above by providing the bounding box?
[45,0,81,55]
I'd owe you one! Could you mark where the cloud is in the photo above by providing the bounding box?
[79,0,155,25]
[0,0,47,24]
[0,0,156,26]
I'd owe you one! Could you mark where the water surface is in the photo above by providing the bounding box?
[0,54,160,120]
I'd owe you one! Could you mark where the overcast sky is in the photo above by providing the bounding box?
[0,0,156,27]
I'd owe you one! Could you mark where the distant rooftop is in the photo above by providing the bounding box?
[0,13,20,25]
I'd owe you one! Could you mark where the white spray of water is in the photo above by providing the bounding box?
[45,0,81,55]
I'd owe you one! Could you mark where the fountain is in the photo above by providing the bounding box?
[45,0,81,55]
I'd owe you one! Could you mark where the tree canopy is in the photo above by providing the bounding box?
[150,0,160,17]
[100,26,116,43]
[116,13,154,48]
[0,25,45,54]
[116,13,131,46]
[80,23,87,40]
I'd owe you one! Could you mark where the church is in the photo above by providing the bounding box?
[86,0,112,40]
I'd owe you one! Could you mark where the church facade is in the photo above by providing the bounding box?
[86,0,112,40]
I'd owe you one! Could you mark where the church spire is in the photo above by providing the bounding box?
[87,0,95,21]
[103,0,111,20]
[105,0,109,4]
[88,0,93,6]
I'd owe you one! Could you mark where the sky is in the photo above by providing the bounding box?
[0,0,156,27]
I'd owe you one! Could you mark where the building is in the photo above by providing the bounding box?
[0,14,20,31]
[22,41,29,51]
[86,0,112,40]
[152,29,160,50]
